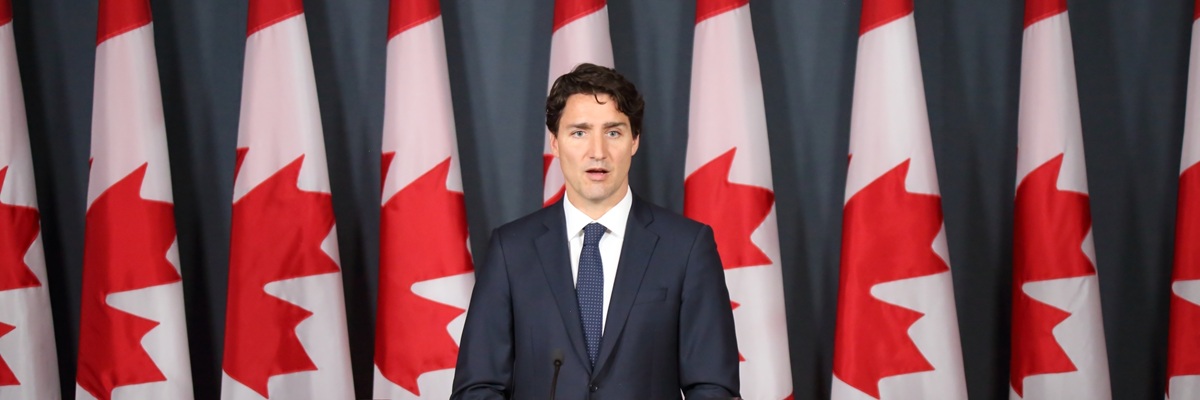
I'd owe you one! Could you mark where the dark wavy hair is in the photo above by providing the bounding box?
[545,63,645,138]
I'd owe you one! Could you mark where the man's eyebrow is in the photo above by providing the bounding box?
[564,121,627,130]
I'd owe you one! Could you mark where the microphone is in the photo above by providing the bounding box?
[550,349,563,400]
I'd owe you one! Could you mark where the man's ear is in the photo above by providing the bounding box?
[631,133,640,156]
[549,131,561,158]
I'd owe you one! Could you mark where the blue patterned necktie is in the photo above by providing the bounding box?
[577,222,606,367]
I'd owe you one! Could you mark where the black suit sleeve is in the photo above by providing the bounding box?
[450,230,513,399]
[679,225,741,398]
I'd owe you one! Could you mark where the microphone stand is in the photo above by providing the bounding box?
[550,349,563,400]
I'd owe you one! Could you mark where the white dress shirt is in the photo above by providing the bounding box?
[563,188,632,334]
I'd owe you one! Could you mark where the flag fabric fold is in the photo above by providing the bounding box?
[221,0,353,398]
[76,0,192,398]
[0,0,61,397]
[372,0,474,398]
[1167,1,1200,398]
[684,1,792,398]
[1009,1,1111,399]
[542,0,613,207]
[831,0,968,398]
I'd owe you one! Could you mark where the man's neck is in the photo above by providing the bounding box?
[565,187,629,220]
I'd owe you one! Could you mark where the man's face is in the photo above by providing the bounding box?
[550,93,639,211]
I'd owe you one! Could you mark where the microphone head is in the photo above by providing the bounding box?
[552,348,564,363]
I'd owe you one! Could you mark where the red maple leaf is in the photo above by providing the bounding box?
[76,164,181,400]
[1168,163,1200,394]
[1010,154,1097,396]
[684,148,775,270]
[375,155,473,395]
[0,167,42,292]
[833,160,946,399]
[0,166,43,388]
[0,322,17,386]
[543,154,564,207]
[224,150,340,398]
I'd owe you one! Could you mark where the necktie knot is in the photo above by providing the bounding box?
[583,222,606,247]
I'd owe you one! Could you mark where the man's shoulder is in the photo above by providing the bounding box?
[636,197,708,237]
[492,204,559,238]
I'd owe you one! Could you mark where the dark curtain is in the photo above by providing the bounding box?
[8,0,1189,399]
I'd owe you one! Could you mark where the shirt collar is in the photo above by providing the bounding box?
[563,187,633,240]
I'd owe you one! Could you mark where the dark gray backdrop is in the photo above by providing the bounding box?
[8,0,1190,399]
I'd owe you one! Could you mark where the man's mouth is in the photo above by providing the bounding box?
[586,167,609,180]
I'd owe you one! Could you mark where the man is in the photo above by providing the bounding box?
[452,64,740,399]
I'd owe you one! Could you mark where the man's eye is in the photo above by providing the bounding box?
[571,131,585,137]
[606,131,620,137]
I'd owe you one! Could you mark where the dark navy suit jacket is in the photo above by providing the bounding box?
[451,196,740,399]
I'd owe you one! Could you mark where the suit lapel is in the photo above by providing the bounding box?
[594,197,659,374]
[534,202,590,371]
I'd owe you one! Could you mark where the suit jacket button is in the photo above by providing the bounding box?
[589,384,598,392]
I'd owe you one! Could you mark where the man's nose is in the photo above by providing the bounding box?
[587,133,607,159]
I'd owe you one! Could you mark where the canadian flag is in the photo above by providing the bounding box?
[221,0,353,399]
[543,0,613,207]
[1167,1,1200,398]
[831,0,968,398]
[683,1,791,398]
[1009,1,1111,399]
[76,0,193,399]
[372,0,474,399]
[0,0,61,398]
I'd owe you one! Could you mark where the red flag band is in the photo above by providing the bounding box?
[78,1,193,398]
[222,0,353,398]
[1167,0,1200,398]
[685,1,793,398]
[1009,1,1111,398]
[0,2,61,397]
[373,0,475,397]
[542,0,614,207]
[831,0,968,398]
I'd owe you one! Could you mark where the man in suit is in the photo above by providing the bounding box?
[451,63,740,399]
